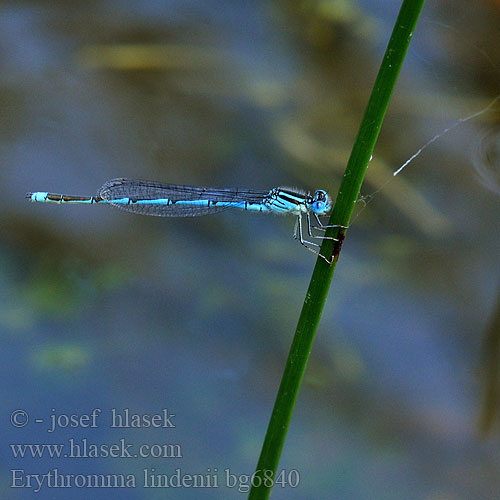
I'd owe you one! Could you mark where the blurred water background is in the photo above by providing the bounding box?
[1,0,500,499]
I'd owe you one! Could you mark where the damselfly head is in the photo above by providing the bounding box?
[310,190,331,215]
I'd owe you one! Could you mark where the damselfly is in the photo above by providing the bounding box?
[27,178,343,261]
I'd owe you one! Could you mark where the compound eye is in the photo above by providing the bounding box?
[315,190,327,201]
[312,200,325,213]
[311,190,330,214]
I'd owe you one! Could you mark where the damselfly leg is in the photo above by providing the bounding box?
[306,213,342,241]
[312,213,349,231]
[294,214,333,264]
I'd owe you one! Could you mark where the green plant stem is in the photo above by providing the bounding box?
[248,1,426,498]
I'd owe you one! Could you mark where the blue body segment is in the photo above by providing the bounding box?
[28,178,331,217]
[27,178,338,260]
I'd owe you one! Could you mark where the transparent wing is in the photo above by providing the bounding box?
[97,178,270,217]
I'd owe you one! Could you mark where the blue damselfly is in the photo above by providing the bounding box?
[27,178,343,261]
